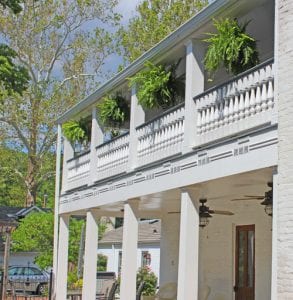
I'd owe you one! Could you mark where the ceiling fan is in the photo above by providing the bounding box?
[199,198,234,227]
[231,182,273,216]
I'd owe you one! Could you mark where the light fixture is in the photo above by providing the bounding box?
[261,189,273,216]
[199,199,212,228]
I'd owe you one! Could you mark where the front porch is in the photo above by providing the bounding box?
[56,167,275,300]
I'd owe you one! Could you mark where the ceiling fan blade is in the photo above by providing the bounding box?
[243,195,264,198]
[209,209,234,215]
[168,211,180,214]
[231,198,263,201]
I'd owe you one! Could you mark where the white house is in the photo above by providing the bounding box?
[98,220,160,282]
[53,0,293,299]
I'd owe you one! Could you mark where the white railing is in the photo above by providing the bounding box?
[66,150,90,190]
[136,104,185,166]
[195,59,275,145]
[96,132,130,181]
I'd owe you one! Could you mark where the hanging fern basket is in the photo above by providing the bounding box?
[129,60,185,110]
[97,94,130,133]
[204,18,259,77]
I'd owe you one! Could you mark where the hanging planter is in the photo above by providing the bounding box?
[129,60,185,110]
[204,18,259,77]
[62,118,91,150]
[97,94,130,137]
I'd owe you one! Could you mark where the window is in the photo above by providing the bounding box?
[141,251,151,267]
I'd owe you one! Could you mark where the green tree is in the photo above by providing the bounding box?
[118,0,208,63]
[0,0,22,14]
[0,145,27,206]
[0,0,120,206]
[11,212,107,270]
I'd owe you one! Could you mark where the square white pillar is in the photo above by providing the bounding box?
[56,214,70,300]
[82,210,99,299]
[177,191,199,300]
[183,40,204,153]
[128,86,145,170]
[90,106,104,183]
[61,137,74,193]
[53,124,62,296]
[120,202,138,300]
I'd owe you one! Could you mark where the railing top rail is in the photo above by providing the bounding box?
[136,102,185,130]
[96,131,130,150]
[193,58,274,102]
[67,150,90,163]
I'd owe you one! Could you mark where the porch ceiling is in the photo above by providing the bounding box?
[95,167,274,217]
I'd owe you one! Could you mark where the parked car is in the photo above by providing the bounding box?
[6,265,49,295]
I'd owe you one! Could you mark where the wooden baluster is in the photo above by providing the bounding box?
[244,90,250,118]
[205,106,210,131]
[261,82,268,111]
[218,101,224,127]
[223,98,229,125]
[250,87,256,115]
[233,95,239,121]
[197,109,202,134]
[228,97,234,123]
[267,80,274,109]
[201,108,206,132]
[239,92,245,119]
[210,105,215,130]
[214,103,219,128]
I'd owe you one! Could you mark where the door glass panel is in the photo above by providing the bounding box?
[248,230,254,288]
[238,231,245,287]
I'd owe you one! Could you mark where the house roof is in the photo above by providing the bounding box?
[99,220,161,245]
[0,206,51,251]
[57,0,241,124]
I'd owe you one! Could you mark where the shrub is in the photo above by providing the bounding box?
[137,266,158,296]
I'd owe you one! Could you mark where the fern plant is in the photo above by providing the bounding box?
[97,94,129,130]
[204,18,259,76]
[129,60,184,110]
[62,119,90,145]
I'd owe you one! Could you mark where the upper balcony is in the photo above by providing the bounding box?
[58,0,276,194]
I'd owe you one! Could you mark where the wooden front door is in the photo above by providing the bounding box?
[235,225,255,300]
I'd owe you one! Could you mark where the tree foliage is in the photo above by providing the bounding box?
[118,0,208,63]
[0,145,27,206]
[0,44,29,95]
[0,0,22,14]
[204,18,259,76]
[11,212,107,270]
[0,0,120,206]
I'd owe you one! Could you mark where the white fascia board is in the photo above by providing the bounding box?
[57,0,236,124]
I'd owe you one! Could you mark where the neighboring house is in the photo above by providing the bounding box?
[0,206,48,268]
[98,220,160,281]
[53,0,293,299]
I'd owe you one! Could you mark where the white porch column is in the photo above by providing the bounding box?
[61,137,74,193]
[177,191,199,300]
[53,124,62,296]
[82,210,99,299]
[183,40,204,154]
[120,202,138,300]
[90,106,104,183]
[56,214,70,300]
[160,213,180,285]
[128,86,145,169]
